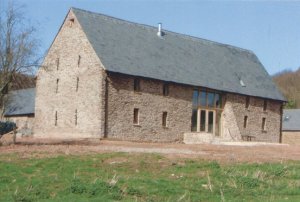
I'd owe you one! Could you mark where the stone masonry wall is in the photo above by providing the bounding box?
[34,10,105,139]
[106,73,282,143]
[4,116,34,136]
[282,131,300,145]
[221,101,242,141]
[226,94,282,142]
[106,73,193,142]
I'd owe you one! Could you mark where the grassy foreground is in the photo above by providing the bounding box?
[0,152,300,201]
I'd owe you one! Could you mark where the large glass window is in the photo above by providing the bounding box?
[191,109,197,132]
[207,93,215,108]
[208,111,214,133]
[191,89,223,135]
[200,110,206,132]
[215,94,221,108]
[192,90,198,108]
[199,91,206,107]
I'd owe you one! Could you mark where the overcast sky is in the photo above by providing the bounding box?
[2,0,300,75]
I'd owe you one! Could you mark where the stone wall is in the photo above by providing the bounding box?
[106,73,282,143]
[282,131,300,145]
[4,116,34,136]
[106,73,193,142]
[221,100,242,141]
[34,10,105,139]
[226,94,281,142]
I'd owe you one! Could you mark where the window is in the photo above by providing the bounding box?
[75,109,78,125]
[163,83,169,96]
[208,111,214,133]
[69,18,75,27]
[191,89,223,135]
[56,58,59,70]
[207,92,215,108]
[76,77,79,92]
[262,118,266,131]
[55,111,58,126]
[162,112,168,127]
[200,110,206,132]
[199,91,207,107]
[263,100,267,111]
[133,108,139,125]
[134,78,140,92]
[215,93,222,108]
[56,79,59,93]
[244,116,248,128]
[78,55,81,67]
[192,90,199,108]
[191,109,197,132]
[245,96,250,109]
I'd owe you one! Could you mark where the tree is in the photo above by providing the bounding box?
[273,67,300,109]
[285,99,297,109]
[0,2,41,111]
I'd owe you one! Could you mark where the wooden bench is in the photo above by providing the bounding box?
[241,135,255,141]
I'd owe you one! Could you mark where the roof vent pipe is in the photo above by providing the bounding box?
[157,23,162,37]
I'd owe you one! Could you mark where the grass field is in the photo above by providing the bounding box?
[0,152,300,201]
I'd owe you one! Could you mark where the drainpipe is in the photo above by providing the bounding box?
[103,72,108,138]
[279,103,283,143]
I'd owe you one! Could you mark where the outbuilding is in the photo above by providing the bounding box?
[282,109,300,145]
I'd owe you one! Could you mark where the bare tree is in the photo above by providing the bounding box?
[0,2,41,110]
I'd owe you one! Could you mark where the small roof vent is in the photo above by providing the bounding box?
[235,73,246,87]
[284,115,290,121]
[240,79,246,87]
[157,23,163,37]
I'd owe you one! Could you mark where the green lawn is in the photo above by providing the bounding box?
[0,152,300,201]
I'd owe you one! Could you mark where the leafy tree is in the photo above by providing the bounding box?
[284,99,296,109]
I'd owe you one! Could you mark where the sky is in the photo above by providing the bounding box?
[1,0,300,75]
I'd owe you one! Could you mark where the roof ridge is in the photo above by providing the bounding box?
[71,7,253,54]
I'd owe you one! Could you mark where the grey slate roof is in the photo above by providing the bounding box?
[283,109,300,131]
[3,88,35,116]
[72,8,285,101]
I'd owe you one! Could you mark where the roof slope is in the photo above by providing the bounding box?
[283,109,300,131]
[4,88,35,116]
[72,8,285,101]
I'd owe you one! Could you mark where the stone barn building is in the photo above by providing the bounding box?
[34,8,285,143]
[282,109,300,145]
[3,88,35,136]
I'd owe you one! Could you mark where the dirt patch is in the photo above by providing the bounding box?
[0,138,300,163]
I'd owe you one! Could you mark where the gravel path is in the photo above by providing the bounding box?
[0,138,299,163]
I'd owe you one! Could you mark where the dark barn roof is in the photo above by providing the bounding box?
[4,88,35,116]
[283,109,300,131]
[72,8,285,101]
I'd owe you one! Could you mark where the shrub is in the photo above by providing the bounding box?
[0,121,16,135]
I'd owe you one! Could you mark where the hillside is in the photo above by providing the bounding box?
[272,68,300,108]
